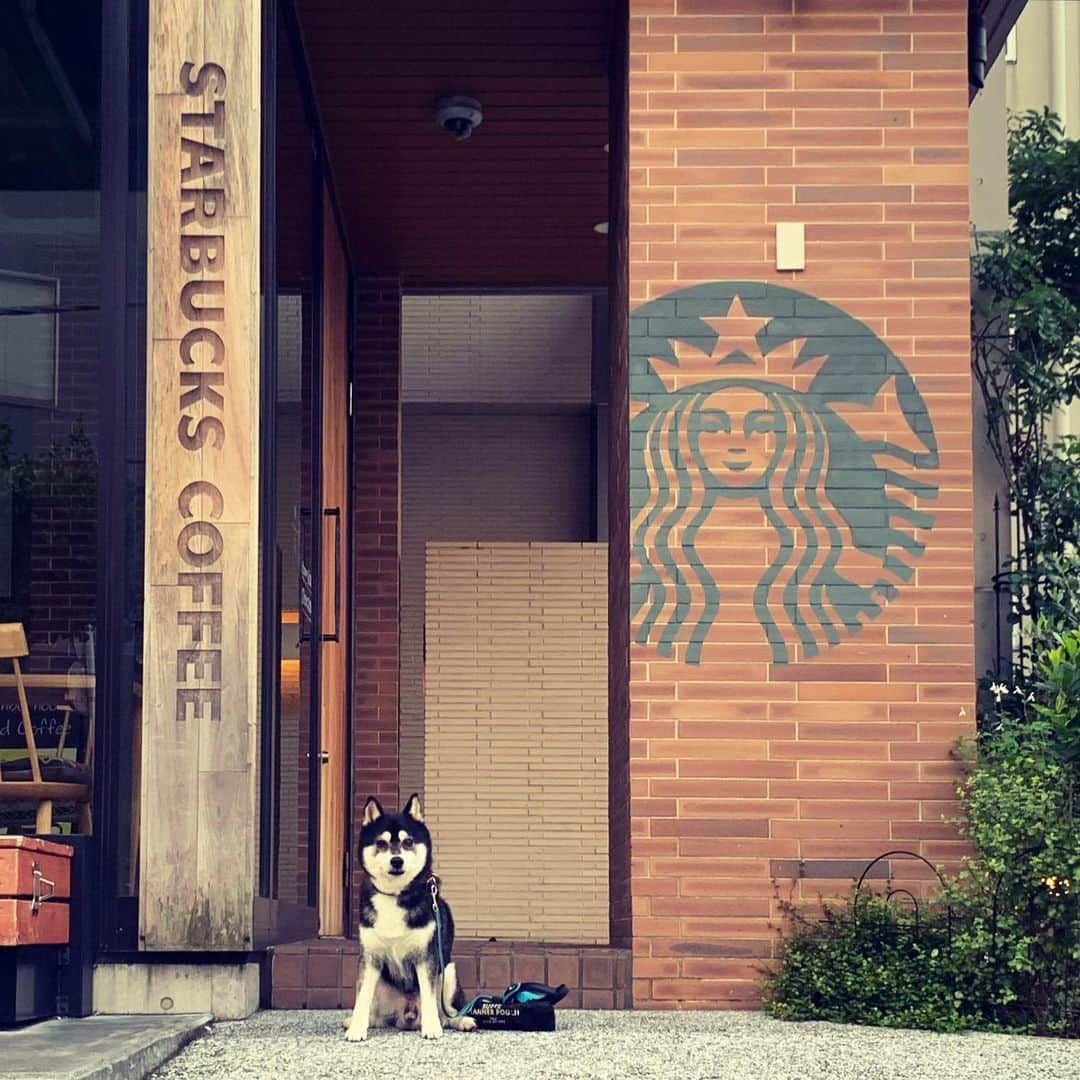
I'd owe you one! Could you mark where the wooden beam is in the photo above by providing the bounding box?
[140,0,261,950]
[0,783,91,803]
[0,675,95,689]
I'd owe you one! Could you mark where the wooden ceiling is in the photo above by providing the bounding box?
[293,0,613,287]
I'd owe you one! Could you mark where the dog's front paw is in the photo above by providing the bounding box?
[344,1024,369,1042]
[456,1016,477,1032]
[420,1022,443,1040]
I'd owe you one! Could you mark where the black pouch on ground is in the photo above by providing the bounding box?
[467,1000,557,1031]
[462,982,568,1031]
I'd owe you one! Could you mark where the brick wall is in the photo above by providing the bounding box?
[608,0,632,953]
[350,276,403,932]
[627,0,974,1008]
[20,240,101,659]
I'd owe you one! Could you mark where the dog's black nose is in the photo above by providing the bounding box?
[390,856,404,871]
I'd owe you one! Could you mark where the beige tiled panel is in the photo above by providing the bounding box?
[399,413,592,800]
[401,294,593,404]
[425,542,609,944]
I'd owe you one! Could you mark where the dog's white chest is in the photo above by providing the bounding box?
[363,893,433,969]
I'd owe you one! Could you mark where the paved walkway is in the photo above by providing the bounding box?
[0,1013,210,1080]
[151,1009,1080,1080]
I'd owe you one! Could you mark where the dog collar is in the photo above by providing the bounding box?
[369,873,438,899]
[370,884,401,897]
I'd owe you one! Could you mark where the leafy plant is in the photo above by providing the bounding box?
[763,892,967,1032]
[972,109,1080,663]
[0,419,96,496]
[948,704,1079,1036]
[0,420,98,629]
[1032,628,1080,776]
[765,638,1079,1037]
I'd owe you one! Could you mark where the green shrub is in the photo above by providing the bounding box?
[764,635,1079,1036]
[972,109,1080,653]
[948,682,1079,1036]
[763,892,968,1032]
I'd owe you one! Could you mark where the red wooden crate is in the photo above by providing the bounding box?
[0,836,72,945]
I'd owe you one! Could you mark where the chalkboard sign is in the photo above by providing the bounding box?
[0,702,84,752]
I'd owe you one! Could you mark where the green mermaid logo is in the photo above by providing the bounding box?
[631,282,939,666]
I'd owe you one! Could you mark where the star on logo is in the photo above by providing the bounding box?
[650,294,828,393]
[701,295,770,365]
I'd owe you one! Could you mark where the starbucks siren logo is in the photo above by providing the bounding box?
[630,282,939,666]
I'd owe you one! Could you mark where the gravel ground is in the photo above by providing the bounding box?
[151,1008,1080,1080]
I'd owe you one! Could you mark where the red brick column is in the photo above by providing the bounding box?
[350,276,402,932]
[608,0,633,952]
[628,0,974,1008]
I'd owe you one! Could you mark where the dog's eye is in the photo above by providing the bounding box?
[375,840,388,852]
[402,838,414,850]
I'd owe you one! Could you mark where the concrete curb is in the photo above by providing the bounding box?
[0,1014,213,1080]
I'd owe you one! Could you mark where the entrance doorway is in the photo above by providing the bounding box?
[399,292,610,943]
[261,9,352,941]
[261,0,629,961]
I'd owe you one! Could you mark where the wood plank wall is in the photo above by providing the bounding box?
[140,0,261,950]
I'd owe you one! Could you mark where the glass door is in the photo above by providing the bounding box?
[269,8,320,918]
[262,8,351,938]
[316,182,349,935]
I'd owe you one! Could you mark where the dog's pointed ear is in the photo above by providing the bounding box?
[403,793,424,823]
[362,797,384,826]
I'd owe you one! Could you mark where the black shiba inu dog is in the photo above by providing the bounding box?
[344,794,476,1041]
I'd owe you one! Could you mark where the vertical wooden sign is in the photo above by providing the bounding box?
[140,0,260,949]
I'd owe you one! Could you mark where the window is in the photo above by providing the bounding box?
[0,270,59,404]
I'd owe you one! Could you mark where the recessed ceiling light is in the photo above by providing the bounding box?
[593,221,609,235]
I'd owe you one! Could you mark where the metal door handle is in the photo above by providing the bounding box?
[298,507,313,645]
[322,507,341,642]
[318,750,330,764]
[297,507,341,643]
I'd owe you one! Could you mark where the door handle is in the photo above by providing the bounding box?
[298,507,313,645]
[318,750,330,765]
[322,507,341,643]
[298,507,341,644]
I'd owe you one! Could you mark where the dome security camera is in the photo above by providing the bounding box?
[435,96,483,141]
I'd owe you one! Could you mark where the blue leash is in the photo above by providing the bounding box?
[429,878,447,976]
[429,875,481,1017]
[428,877,565,1019]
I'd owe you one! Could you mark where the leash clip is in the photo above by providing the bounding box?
[429,876,447,976]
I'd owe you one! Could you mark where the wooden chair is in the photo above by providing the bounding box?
[0,623,92,835]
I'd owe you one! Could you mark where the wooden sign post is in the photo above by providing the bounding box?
[141,0,260,950]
